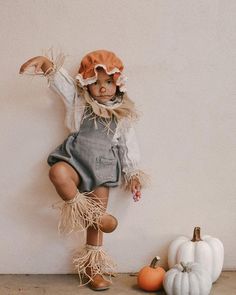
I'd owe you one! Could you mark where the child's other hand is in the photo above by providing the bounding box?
[131,179,141,202]
[19,56,52,74]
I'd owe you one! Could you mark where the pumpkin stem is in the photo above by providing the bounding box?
[150,256,160,268]
[191,227,202,242]
[180,262,191,273]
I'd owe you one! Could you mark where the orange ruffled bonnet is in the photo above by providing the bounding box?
[75,50,127,92]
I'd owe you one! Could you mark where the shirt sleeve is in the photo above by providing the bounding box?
[117,118,148,191]
[117,121,140,174]
[47,67,78,107]
[46,67,85,132]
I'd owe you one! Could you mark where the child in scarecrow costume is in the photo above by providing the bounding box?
[19,49,148,291]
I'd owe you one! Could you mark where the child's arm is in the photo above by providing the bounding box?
[19,55,82,131]
[19,55,78,109]
[117,119,148,202]
[19,56,53,75]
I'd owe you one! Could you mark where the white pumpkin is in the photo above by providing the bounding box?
[168,227,224,282]
[164,262,212,295]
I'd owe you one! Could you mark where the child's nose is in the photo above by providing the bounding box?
[100,86,106,93]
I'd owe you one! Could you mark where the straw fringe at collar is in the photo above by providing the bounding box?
[77,87,139,122]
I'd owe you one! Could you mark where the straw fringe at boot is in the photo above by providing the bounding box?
[73,244,116,290]
[55,190,106,234]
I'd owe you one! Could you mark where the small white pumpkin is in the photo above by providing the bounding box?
[168,227,224,282]
[164,262,212,295]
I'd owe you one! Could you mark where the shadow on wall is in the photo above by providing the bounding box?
[8,158,86,251]
[7,160,60,237]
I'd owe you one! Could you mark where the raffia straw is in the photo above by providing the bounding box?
[54,190,106,234]
[43,47,66,73]
[22,48,66,77]
[122,169,150,192]
[78,88,139,121]
[73,244,116,286]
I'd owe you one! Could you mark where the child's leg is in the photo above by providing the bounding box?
[86,186,109,246]
[48,162,116,234]
[49,161,105,233]
[49,161,80,200]
[83,187,115,290]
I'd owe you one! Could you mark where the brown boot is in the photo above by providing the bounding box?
[98,214,118,233]
[88,274,111,291]
[73,245,116,289]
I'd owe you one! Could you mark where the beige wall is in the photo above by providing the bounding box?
[0,0,235,273]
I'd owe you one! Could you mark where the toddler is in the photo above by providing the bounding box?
[19,50,147,291]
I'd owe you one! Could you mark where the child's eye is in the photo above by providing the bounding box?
[107,80,112,84]
[93,81,98,86]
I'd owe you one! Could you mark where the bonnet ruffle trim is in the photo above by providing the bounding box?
[76,64,127,93]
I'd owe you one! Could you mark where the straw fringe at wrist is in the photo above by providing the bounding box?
[73,244,116,285]
[122,169,150,191]
[53,190,106,234]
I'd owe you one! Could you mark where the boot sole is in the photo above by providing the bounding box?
[89,284,110,291]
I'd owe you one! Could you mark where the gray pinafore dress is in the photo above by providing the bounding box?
[47,111,121,192]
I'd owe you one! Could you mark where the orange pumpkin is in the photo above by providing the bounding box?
[137,256,166,291]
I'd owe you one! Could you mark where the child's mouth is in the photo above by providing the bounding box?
[95,95,113,100]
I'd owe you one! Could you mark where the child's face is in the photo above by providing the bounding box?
[88,68,117,103]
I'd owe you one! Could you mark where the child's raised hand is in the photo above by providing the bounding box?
[19,56,53,74]
[131,179,141,202]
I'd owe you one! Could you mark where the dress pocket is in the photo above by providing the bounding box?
[95,156,117,181]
